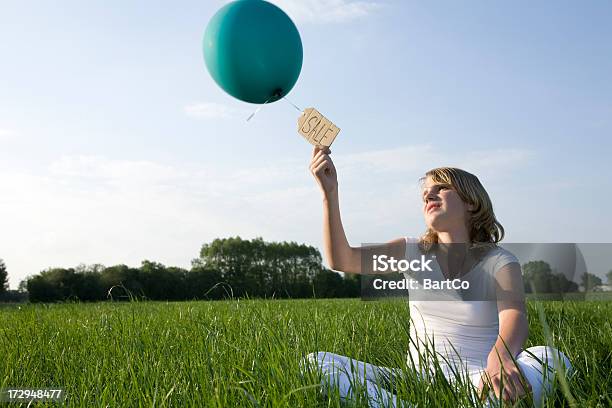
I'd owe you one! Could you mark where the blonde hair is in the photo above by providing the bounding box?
[419,167,504,252]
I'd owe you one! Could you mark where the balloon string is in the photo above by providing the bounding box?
[246,94,275,122]
[282,95,302,112]
[245,94,303,122]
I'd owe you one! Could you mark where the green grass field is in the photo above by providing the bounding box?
[1,299,610,407]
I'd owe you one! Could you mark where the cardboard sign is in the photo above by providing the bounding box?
[297,108,340,147]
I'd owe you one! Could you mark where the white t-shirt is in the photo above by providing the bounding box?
[403,236,520,376]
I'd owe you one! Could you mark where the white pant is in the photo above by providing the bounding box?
[303,346,572,407]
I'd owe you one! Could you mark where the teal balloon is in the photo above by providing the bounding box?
[203,0,303,104]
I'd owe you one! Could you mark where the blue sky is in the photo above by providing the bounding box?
[1,0,611,288]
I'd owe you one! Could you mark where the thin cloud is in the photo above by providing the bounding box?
[336,145,534,179]
[0,128,17,141]
[268,0,381,24]
[331,145,535,234]
[0,145,537,288]
[184,102,245,120]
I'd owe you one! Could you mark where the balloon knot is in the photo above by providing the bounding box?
[272,88,283,99]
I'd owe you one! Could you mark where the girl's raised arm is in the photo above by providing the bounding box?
[310,146,406,274]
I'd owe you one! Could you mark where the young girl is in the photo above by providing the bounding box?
[304,146,572,407]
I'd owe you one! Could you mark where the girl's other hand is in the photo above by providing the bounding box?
[478,354,532,403]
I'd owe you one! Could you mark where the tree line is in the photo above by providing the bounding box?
[15,237,361,303]
[2,240,611,303]
[522,260,609,293]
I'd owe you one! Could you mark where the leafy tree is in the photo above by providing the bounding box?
[312,270,345,298]
[165,266,189,300]
[197,236,333,299]
[581,272,603,291]
[26,274,61,302]
[0,259,8,294]
[18,279,28,293]
[186,263,223,299]
[607,269,612,285]
[199,237,250,297]
[100,264,144,300]
[548,272,578,293]
[342,273,361,297]
[139,260,185,300]
[73,264,105,301]
[522,261,578,294]
[522,261,553,293]
[38,268,79,300]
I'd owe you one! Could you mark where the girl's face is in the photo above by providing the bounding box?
[421,177,472,233]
